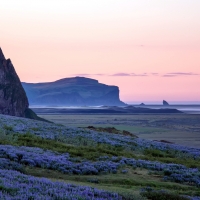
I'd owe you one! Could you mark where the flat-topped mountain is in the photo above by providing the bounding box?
[22,77,126,106]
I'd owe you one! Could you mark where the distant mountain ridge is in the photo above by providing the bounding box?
[22,77,126,106]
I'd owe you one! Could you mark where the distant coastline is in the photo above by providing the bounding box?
[132,105,200,114]
[30,104,200,114]
[126,101,200,105]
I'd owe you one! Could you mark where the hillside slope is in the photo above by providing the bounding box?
[0,114,200,199]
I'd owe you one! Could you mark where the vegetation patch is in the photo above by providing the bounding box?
[13,133,136,160]
[140,187,190,200]
[26,167,200,199]
[0,185,19,196]
[143,148,200,168]
[83,126,138,137]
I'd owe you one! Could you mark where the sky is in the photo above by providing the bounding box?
[1,0,200,103]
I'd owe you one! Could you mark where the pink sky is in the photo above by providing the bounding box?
[1,0,200,102]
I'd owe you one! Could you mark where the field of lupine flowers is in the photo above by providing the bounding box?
[0,114,200,199]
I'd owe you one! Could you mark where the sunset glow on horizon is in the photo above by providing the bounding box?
[1,0,200,102]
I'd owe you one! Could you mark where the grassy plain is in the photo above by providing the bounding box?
[39,114,200,148]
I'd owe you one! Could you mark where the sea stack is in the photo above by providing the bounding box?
[163,100,169,106]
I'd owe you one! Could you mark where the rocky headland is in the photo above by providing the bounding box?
[22,77,126,106]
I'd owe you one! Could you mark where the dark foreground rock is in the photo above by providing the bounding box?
[0,48,48,121]
[0,48,29,117]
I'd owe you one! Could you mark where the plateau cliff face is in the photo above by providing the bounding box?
[22,77,126,106]
[0,48,29,117]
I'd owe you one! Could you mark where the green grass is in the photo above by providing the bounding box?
[143,148,200,168]
[0,129,14,145]
[25,166,200,199]
[141,189,190,200]
[3,125,13,132]
[16,133,200,167]
[0,185,18,196]
[3,133,136,160]
[1,130,200,167]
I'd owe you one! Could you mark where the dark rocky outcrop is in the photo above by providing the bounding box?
[22,77,126,106]
[139,103,145,106]
[0,48,29,117]
[163,100,169,106]
[0,48,47,121]
[83,126,138,138]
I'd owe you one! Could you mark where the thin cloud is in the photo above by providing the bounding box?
[111,73,131,76]
[151,73,159,75]
[72,73,106,77]
[72,72,199,78]
[163,72,199,77]
[111,73,148,77]
[167,72,199,75]
[94,73,106,76]
[132,74,148,77]
[163,75,177,77]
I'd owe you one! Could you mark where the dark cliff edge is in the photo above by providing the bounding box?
[0,48,28,117]
[22,77,126,106]
[0,47,49,122]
